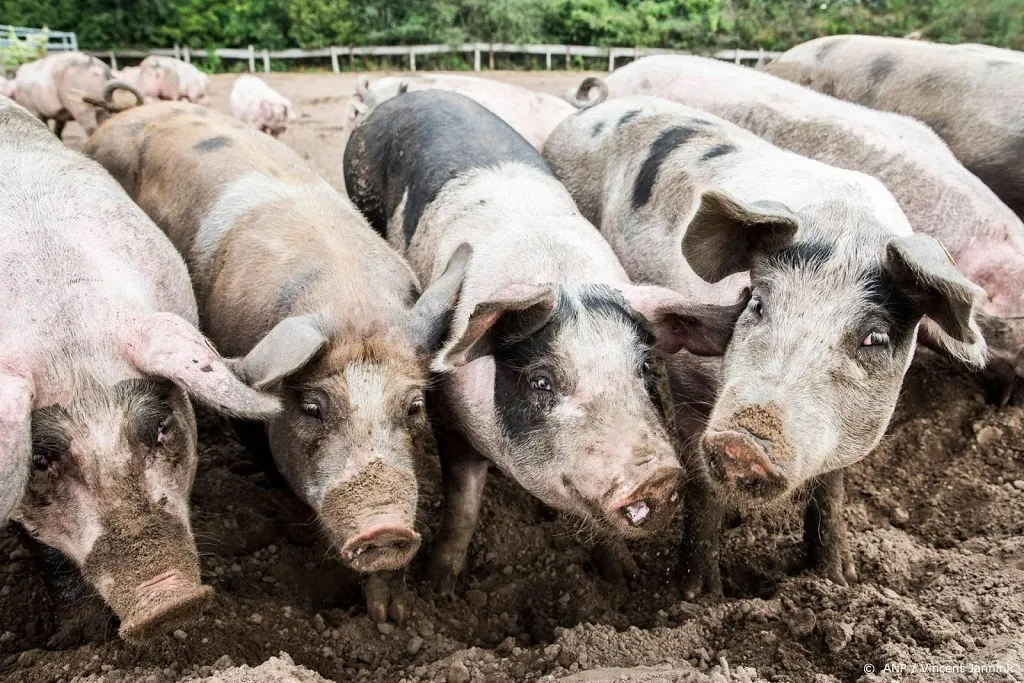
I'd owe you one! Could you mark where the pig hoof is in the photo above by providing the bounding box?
[363,571,409,625]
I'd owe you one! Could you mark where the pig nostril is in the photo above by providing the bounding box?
[622,500,650,526]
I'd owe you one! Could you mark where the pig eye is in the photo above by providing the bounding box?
[32,448,61,473]
[641,358,654,376]
[156,415,174,445]
[300,399,322,419]
[530,375,554,393]
[861,330,890,348]
[407,396,425,419]
[747,295,763,319]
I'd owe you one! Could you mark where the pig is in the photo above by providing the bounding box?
[343,90,751,591]
[545,91,987,596]
[84,101,468,623]
[140,56,210,105]
[767,35,1024,218]
[0,96,279,638]
[343,73,575,152]
[115,61,182,103]
[230,74,296,137]
[592,55,1024,404]
[11,52,142,138]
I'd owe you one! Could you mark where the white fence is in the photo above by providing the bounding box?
[88,43,777,73]
[0,25,78,52]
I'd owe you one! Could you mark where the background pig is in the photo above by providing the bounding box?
[545,94,987,597]
[141,56,209,104]
[0,75,11,98]
[230,74,295,137]
[85,102,468,623]
[768,35,1024,217]
[594,55,1024,403]
[344,90,749,591]
[343,73,574,152]
[0,96,279,638]
[11,52,142,138]
[115,60,181,103]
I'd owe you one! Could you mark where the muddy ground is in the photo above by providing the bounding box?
[4,72,1023,683]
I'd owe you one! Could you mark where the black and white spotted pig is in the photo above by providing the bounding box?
[544,94,987,597]
[343,91,748,591]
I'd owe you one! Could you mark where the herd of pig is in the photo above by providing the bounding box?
[2,33,1023,644]
[2,51,295,138]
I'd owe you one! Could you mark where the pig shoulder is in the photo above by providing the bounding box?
[344,90,553,247]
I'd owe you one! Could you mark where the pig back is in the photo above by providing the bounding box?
[86,100,420,358]
[1,98,198,392]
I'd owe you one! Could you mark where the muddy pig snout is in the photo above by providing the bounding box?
[606,463,683,533]
[320,460,421,573]
[703,429,787,497]
[118,570,213,640]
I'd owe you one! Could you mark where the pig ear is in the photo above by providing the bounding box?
[619,284,749,356]
[885,235,988,368]
[409,243,472,357]
[433,283,557,373]
[397,81,409,95]
[356,76,371,98]
[231,314,329,390]
[126,312,281,419]
[0,375,33,522]
[681,188,799,283]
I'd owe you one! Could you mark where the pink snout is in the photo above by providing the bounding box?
[607,465,683,533]
[118,569,213,640]
[703,429,786,496]
[340,523,422,574]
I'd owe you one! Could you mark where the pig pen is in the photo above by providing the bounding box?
[1,72,1022,683]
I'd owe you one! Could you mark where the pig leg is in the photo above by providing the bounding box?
[591,538,640,583]
[52,118,65,140]
[678,473,724,600]
[363,569,410,625]
[426,429,489,595]
[802,469,858,586]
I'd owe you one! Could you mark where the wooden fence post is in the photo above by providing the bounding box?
[489,44,495,70]
[409,47,416,71]
[262,49,270,73]
[174,44,181,60]
[733,49,740,64]
[349,46,355,70]
[546,50,551,70]
[607,48,614,72]
[109,51,117,70]
[474,47,481,72]
[183,46,190,64]
[330,46,339,73]
[248,45,256,73]
[565,45,570,69]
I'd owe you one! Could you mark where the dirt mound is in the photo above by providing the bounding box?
[11,72,1024,683]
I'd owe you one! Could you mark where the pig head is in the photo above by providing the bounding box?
[684,195,987,504]
[4,313,280,639]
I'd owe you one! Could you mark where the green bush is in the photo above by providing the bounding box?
[0,26,49,74]
[1,0,1020,59]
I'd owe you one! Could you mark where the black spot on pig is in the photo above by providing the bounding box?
[917,71,949,95]
[764,241,834,272]
[868,54,896,86]
[276,268,323,315]
[700,144,735,162]
[194,135,232,153]
[492,286,652,445]
[860,268,920,346]
[632,126,699,210]
[343,91,551,247]
[816,40,841,63]
[590,120,605,137]
[617,110,641,127]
